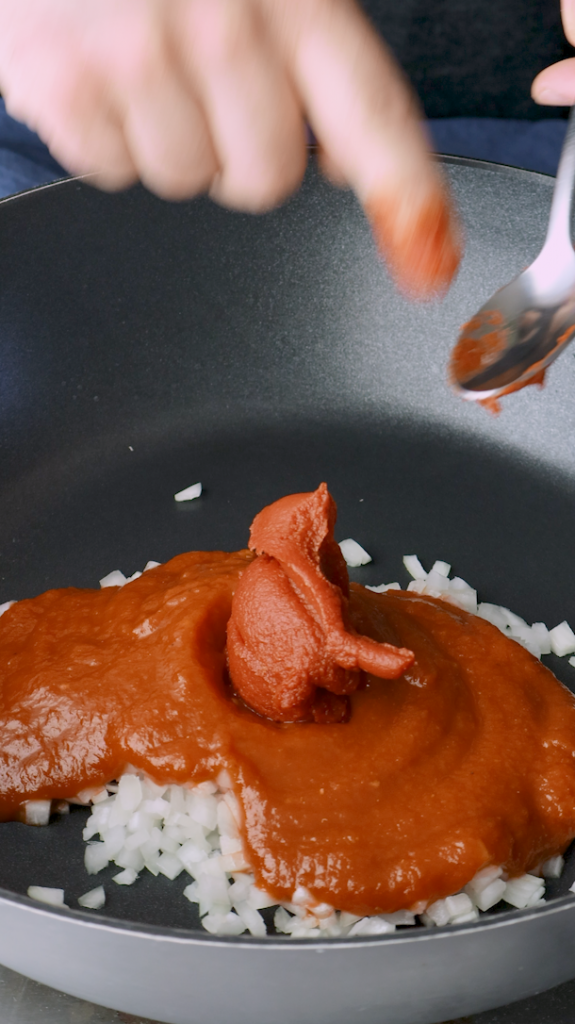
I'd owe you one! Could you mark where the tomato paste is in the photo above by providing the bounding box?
[227,483,413,723]
[1,486,575,914]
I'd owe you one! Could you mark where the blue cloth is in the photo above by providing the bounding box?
[427,116,568,177]
[0,98,67,198]
[0,101,569,200]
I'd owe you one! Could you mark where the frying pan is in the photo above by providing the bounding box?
[1,157,575,1024]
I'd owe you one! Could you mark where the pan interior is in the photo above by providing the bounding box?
[0,162,575,935]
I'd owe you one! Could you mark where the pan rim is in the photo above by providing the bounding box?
[3,883,574,947]
[0,151,554,212]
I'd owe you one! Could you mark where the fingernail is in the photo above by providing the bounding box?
[536,86,571,105]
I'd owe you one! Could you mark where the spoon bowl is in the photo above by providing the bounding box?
[450,107,575,410]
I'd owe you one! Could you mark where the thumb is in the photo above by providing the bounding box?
[562,0,575,44]
[532,0,575,105]
[532,57,575,106]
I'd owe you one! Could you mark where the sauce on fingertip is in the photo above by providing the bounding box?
[365,185,462,298]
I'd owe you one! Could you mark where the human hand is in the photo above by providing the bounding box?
[0,0,461,296]
[532,0,575,105]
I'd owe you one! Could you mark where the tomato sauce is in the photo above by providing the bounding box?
[448,308,561,414]
[365,183,462,298]
[1,490,575,915]
[449,310,508,384]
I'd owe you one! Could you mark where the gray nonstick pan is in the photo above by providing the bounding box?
[0,157,575,1024]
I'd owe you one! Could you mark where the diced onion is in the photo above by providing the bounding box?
[403,555,427,580]
[338,539,372,567]
[174,482,202,502]
[549,621,575,657]
[23,800,52,826]
[99,570,127,589]
[27,886,66,907]
[78,886,106,910]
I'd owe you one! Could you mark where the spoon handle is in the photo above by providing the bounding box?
[545,105,575,255]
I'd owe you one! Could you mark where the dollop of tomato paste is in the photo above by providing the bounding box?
[227,484,414,723]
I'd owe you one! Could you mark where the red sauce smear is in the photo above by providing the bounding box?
[449,309,571,415]
[449,310,508,385]
[477,369,547,416]
[365,183,462,298]
[1,487,575,914]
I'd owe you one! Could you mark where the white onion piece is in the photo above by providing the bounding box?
[339,539,372,567]
[78,886,106,910]
[541,855,564,879]
[403,555,427,580]
[174,482,202,502]
[118,774,143,812]
[85,843,110,875]
[549,621,575,657]
[99,570,127,589]
[349,916,395,936]
[532,622,552,655]
[503,874,545,909]
[235,902,267,937]
[23,800,52,826]
[113,868,138,886]
[202,911,245,936]
[27,886,66,907]
[431,560,451,577]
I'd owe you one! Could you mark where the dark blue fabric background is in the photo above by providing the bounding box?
[427,117,568,176]
[0,99,569,200]
[0,99,66,197]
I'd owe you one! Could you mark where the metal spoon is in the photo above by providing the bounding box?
[449,105,575,408]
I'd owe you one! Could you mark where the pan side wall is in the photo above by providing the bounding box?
[0,897,574,1024]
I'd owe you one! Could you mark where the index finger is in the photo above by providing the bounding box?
[276,0,462,298]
